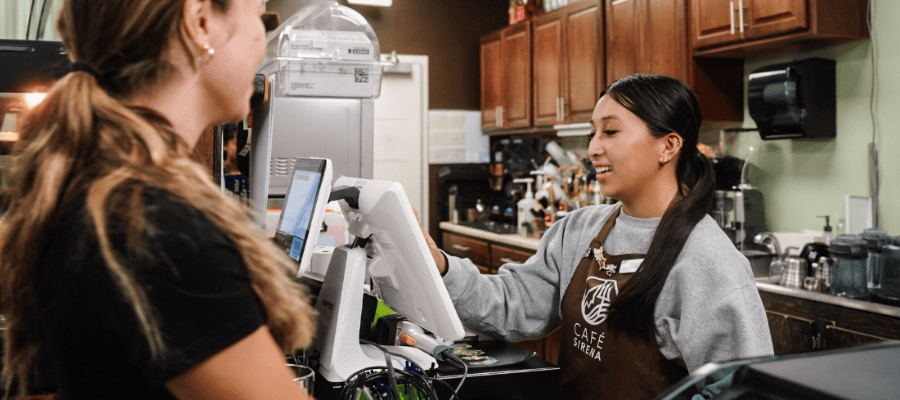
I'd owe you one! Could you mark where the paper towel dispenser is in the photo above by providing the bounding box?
[748,57,835,140]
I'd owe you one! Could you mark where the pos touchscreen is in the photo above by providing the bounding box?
[273,157,332,276]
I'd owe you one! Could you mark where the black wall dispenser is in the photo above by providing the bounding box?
[748,57,836,140]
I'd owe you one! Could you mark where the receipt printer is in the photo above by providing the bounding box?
[748,57,835,140]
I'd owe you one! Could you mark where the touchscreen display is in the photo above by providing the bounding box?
[275,160,324,261]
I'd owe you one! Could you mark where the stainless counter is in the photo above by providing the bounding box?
[755,278,900,318]
[439,222,540,251]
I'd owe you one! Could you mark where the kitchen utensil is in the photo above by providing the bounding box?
[829,234,868,299]
[779,256,805,289]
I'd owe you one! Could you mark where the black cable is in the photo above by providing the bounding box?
[339,341,445,400]
[439,351,468,400]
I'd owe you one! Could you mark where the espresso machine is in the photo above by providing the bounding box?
[713,188,767,247]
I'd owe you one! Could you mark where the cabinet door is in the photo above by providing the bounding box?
[564,1,603,123]
[491,243,535,270]
[442,232,490,270]
[502,22,533,129]
[533,11,565,127]
[744,0,807,39]
[643,0,689,82]
[821,322,889,351]
[692,0,744,49]
[605,0,640,83]
[480,32,503,131]
[765,310,817,355]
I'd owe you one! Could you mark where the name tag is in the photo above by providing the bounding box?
[620,259,643,274]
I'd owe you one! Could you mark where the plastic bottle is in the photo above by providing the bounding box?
[818,215,833,245]
[514,178,535,237]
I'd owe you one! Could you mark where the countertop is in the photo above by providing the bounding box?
[439,221,541,251]
[755,278,900,318]
[439,222,900,319]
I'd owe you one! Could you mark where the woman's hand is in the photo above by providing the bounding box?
[421,226,447,275]
[413,209,447,275]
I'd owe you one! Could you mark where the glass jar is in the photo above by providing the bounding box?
[829,234,868,299]
[877,245,900,301]
[861,228,889,294]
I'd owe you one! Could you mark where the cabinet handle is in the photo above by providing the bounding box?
[825,321,892,341]
[495,106,501,127]
[452,244,471,252]
[500,257,518,264]
[730,2,735,35]
[555,97,561,121]
[765,310,814,324]
[739,0,745,34]
[560,98,566,118]
[499,106,504,125]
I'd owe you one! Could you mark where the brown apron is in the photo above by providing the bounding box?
[557,206,687,399]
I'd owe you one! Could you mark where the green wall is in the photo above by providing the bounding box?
[731,0,897,236]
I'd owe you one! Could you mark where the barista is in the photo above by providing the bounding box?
[0,0,315,399]
[426,75,774,399]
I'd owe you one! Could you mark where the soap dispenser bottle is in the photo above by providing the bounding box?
[818,215,833,245]
[514,178,535,237]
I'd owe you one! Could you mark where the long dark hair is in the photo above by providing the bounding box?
[603,75,715,341]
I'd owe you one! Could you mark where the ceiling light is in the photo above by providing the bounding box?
[347,0,391,6]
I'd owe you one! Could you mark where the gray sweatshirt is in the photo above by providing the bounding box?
[442,203,774,374]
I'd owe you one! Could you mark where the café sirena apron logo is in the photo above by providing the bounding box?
[581,277,618,325]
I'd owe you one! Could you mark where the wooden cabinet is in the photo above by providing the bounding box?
[442,232,491,272]
[605,0,689,84]
[693,0,807,49]
[604,0,743,122]
[760,290,900,356]
[480,32,503,130]
[692,0,869,58]
[481,23,533,131]
[532,1,604,127]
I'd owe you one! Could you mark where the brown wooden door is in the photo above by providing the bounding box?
[605,0,640,83]
[532,10,564,127]
[480,32,503,131]
[563,0,603,123]
[765,310,817,355]
[642,0,689,82]
[692,0,744,49]
[502,22,533,129]
[743,0,808,39]
[442,232,490,269]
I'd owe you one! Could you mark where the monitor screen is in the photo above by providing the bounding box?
[273,158,332,276]
[333,176,465,341]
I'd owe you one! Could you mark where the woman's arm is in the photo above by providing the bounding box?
[166,326,310,400]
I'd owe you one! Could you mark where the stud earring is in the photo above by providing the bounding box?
[201,43,215,56]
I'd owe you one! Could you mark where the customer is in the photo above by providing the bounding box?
[428,74,773,399]
[0,0,315,399]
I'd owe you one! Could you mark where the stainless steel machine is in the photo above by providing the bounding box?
[247,1,386,227]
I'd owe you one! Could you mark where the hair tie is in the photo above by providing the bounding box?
[70,61,103,81]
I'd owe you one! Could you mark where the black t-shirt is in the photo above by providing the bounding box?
[33,189,266,399]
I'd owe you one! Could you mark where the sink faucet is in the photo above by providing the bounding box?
[753,232,781,259]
